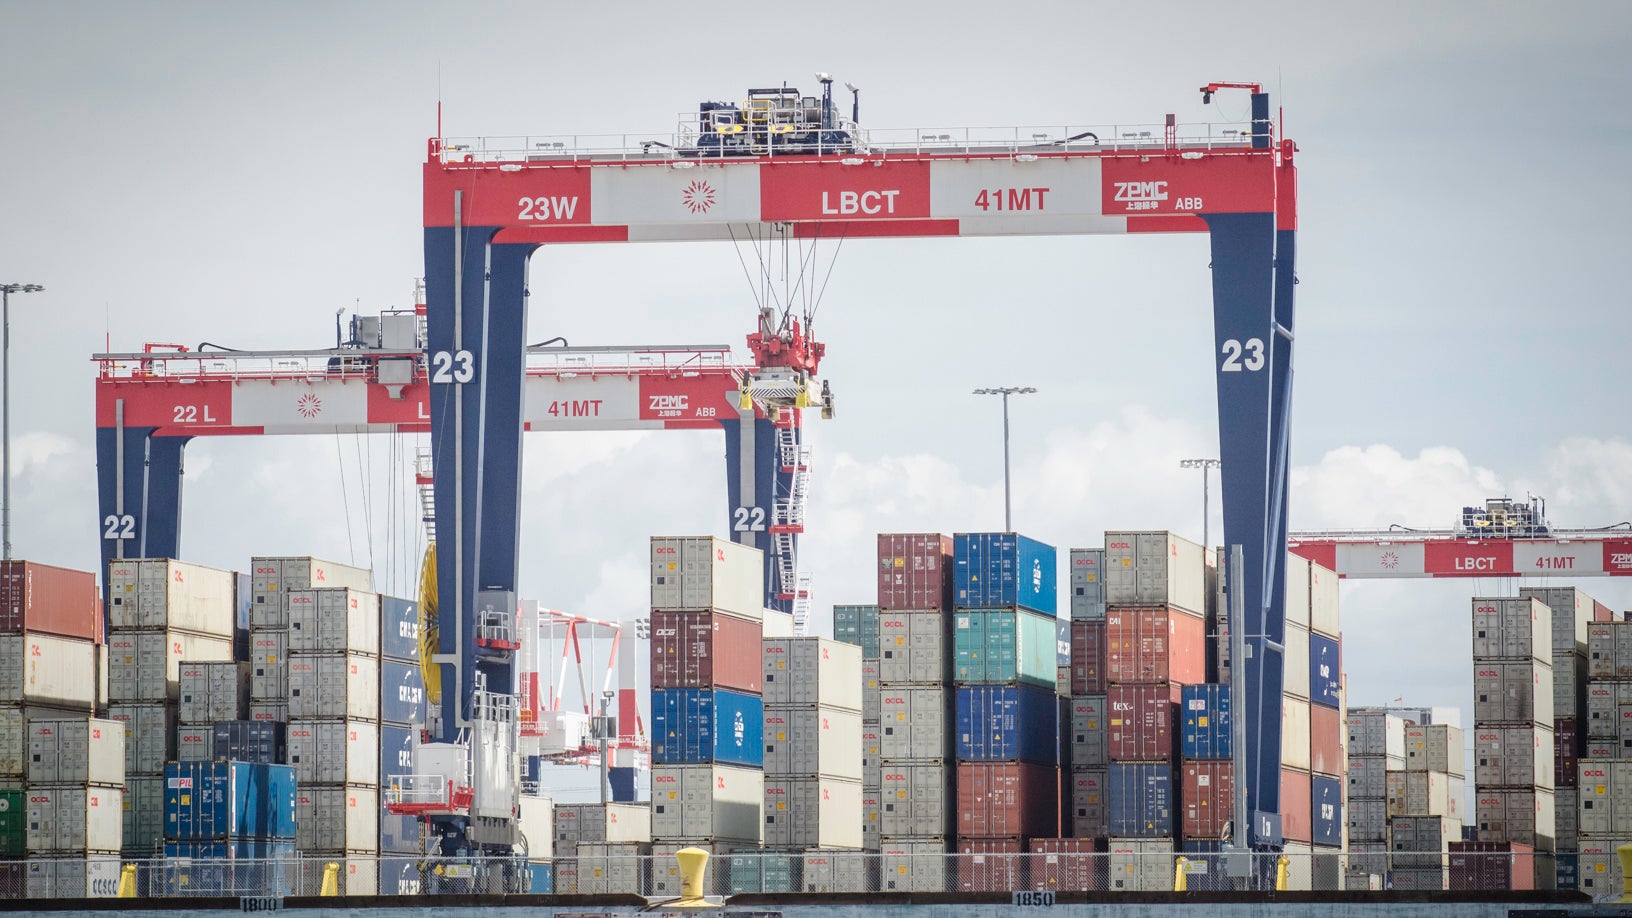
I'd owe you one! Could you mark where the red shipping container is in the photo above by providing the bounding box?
[956,837,1025,891]
[1181,760,1234,840]
[1280,767,1312,843]
[877,533,953,611]
[1448,841,1535,891]
[1106,683,1177,761]
[648,609,762,693]
[1309,703,1343,776]
[1028,837,1104,891]
[956,762,1059,838]
[1594,600,1614,622]
[1555,718,1578,786]
[1105,605,1204,685]
[1070,621,1105,695]
[0,561,100,642]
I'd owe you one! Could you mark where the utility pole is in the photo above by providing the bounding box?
[0,284,44,561]
[1179,458,1222,552]
[973,387,1036,530]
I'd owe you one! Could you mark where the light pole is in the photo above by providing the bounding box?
[1179,458,1222,552]
[0,284,44,562]
[973,387,1036,531]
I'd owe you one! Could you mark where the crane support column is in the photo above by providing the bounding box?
[95,426,189,609]
[722,412,793,615]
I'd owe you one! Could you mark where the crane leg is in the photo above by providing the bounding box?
[96,426,189,617]
[722,412,790,614]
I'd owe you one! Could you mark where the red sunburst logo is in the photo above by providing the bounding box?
[682,179,716,214]
[1380,551,1399,569]
[297,393,322,418]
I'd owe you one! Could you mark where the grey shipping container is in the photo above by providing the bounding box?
[1107,838,1174,891]
[295,785,379,853]
[177,661,249,724]
[23,855,122,898]
[553,802,651,853]
[1473,660,1553,726]
[1069,695,1107,767]
[1346,754,1401,799]
[877,686,949,761]
[761,638,863,711]
[0,633,100,709]
[877,611,947,685]
[879,839,945,892]
[1473,724,1554,789]
[1346,709,1407,758]
[286,589,381,655]
[1519,586,1594,652]
[249,630,287,701]
[287,652,379,721]
[1103,531,1206,614]
[762,705,863,780]
[106,703,175,775]
[1473,787,1555,851]
[105,559,237,636]
[801,849,871,892]
[762,777,863,849]
[121,773,164,854]
[1389,815,1459,869]
[175,724,212,761]
[649,764,762,844]
[1346,797,1389,843]
[879,762,951,838]
[862,658,881,722]
[1471,596,1551,662]
[107,630,233,702]
[28,718,124,786]
[575,842,649,895]
[1070,768,1108,838]
[26,785,123,854]
[250,556,373,630]
[286,719,379,786]
[649,537,764,621]
[1068,548,1106,621]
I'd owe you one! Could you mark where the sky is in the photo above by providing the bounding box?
[3,2,1631,801]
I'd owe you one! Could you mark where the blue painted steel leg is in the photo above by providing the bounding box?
[95,426,189,620]
[1205,211,1293,848]
[722,412,792,614]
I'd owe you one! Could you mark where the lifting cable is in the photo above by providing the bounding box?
[334,436,357,567]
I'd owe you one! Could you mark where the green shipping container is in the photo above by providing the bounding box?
[729,852,799,893]
[0,788,23,856]
[833,605,880,658]
[953,609,1058,688]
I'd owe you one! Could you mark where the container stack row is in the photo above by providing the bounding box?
[1343,708,1406,888]
[831,602,882,857]
[1577,612,1632,897]
[551,802,651,896]
[1389,721,1467,890]
[1519,585,1598,889]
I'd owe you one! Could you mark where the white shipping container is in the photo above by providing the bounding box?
[1587,622,1632,680]
[177,661,248,725]
[761,638,862,711]
[1585,680,1632,739]
[287,589,381,655]
[761,610,794,638]
[24,855,122,898]
[649,537,764,621]
[576,842,648,895]
[880,839,946,892]
[1106,838,1174,892]
[1473,787,1555,850]
[877,610,947,685]
[287,652,379,720]
[175,725,212,761]
[26,785,123,853]
[1282,552,1311,631]
[297,856,376,897]
[649,764,762,844]
[1473,724,1554,789]
[249,630,287,701]
[1576,760,1632,836]
[106,703,176,775]
[1388,815,1459,869]
[802,849,870,892]
[762,705,863,780]
[1346,797,1389,843]
[0,634,99,709]
[106,559,236,635]
[1471,596,1550,662]
[517,794,553,861]
[1519,586,1593,653]
[1284,624,1311,698]
[1581,836,1632,899]
[295,785,378,853]
[763,777,863,849]
[1282,696,1311,771]
[1345,754,1398,799]
[878,686,948,761]
[1404,724,1466,776]
[554,802,651,849]
[1309,561,1340,639]
[1553,651,1585,721]
[1385,771,1463,820]
[1070,695,1107,767]
[861,658,881,722]
[1473,660,1553,726]
[286,719,379,785]
[28,718,124,786]
[1281,841,1314,891]
[107,630,233,702]
[878,762,951,838]
[250,556,373,630]
[122,773,165,853]
[1103,531,1206,615]
[1346,709,1407,758]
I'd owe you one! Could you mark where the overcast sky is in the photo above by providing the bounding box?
[4,2,1630,799]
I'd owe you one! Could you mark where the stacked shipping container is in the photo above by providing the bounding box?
[1520,584,1594,883]
[1389,721,1467,889]
[377,596,426,878]
[1578,615,1632,898]
[1344,709,1405,889]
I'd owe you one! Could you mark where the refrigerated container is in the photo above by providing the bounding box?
[952,609,1057,688]
[1068,548,1106,622]
[649,609,763,694]
[1070,768,1108,838]
[1068,696,1106,768]
[1519,586,1593,652]
[762,705,863,780]
[861,721,880,788]
[177,661,248,724]
[1103,531,1205,615]
[649,841,722,897]
[652,687,763,767]
[1284,623,1311,698]
[954,685,1058,764]
[878,686,948,761]
[762,637,862,710]
[833,604,880,658]
[25,786,122,853]
[650,537,763,620]
[287,652,379,721]
[1107,762,1172,838]
[1555,786,1577,850]
[1346,754,1400,800]
[1386,771,1464,820]
[1104,605,1205,686]
[1180,760,1232,840]
[22,855,122,898]
[877,610,947,685]
[553,802,652,850]
[1309,561,1340,639]
[862,658,880,722]
[27,718,124,785]
[1069,620,1105,695]
[108,629,234,702]
[1586,622,1632,679]
[1472,597,1550,662]
[878,762,952,838]
[106,703,176,775]
[106,559,236,636]
[286,588,380,655]
[1283,552,1311,631]
[249,630,287,701]
[1578,836,1632,899]
[800,849,869,893]
[1405,723,1466,776]
[1474,724,1555,789]
[295,786,378,853]
[1347,797,1388,843]
[249,556,372,629]
[0,633,99,708]
[1180,683,1230,760]
[1391,816,1461,870]
[1585,680,1632,739]
[955,761,1058,838]
[649,764,762,844]
[1474,787,1555,850]
[763,776,862,849]
[879,839,946,892]
[953,532,1056,615]
[286,719,379,786]
[1107,683,1176,762]
[1554,651,1586,723]
[0,561,99,641]
[1346,708,1406,758]
[1106,837,1173,891]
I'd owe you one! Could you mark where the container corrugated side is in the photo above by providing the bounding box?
[0,633,99,708]
[953,532,1057,616]
[0,561,99,641]
[286,719,379,786]
[1068,548,1106,622]
[954,684,1058,764]
[763,777,863,849]
[649,764,762,844]
[295,785,378,853]
[378,596,420,662]
[876,534,952,611]
[286,588,380,655]
[762,705,863,780]
[762,637,862,710]
[650,536,763,621]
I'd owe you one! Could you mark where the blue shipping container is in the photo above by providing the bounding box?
[379,856,424,895]
[1107,762,1173,838]
[381,659,427,725]
[528,862,554,894]
[162,840,295,897]
[212,721,284,765]
[164,761,297,841]
[1177,840,1233,891]
[953,533,1058,616]
[1556,853,1578,890]
[651,688,764,767]
[1309,633,1341,709]
[955,685,1059,764]
[379,724,419,854]
[1181,683,1232,760]
[1310,774,1342,847]
[1056,619,1070,666]
[380,596,420,662]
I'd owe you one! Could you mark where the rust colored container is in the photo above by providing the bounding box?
[877,534,953,611]
[1181,761,1234,840]
[1106,683,1177,762]
[0,561,99,642]
[1594,600,1614,622]
[649,610,762,693]
[1555,718,1578,787]
[1028,837,1104,891]
[1105,605,1205,685]
[1448,841,1535,891]
[956,837,1025,891]
[1280,767,1312,843]
[956,761,1059,838]
[1309,702,1343,776]
[1070,621,1105,695]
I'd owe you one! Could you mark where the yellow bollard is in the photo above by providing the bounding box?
[1618,843,1632,903]
[1173,856,1189,892]
[320,862,341,896]
[671,846,710,907]
[116,864,137,898]
[1275,855,1289,891]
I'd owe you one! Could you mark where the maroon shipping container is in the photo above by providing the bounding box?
[648,609,762,693]
[956,762,1060,838]
[1280,767,1312,843]
[1182,760,1234,840]
[956,837,1025,891]
[1106,683,1177,762]
[1070,621,1106,695]
[1309,702,1343,776]
[1104,605,1205,685]
[877,534,953,611]
[1555,718,1578,786]
[0,561,99,642]
[1447,841,1536,891]
[1028,837,1104,891]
